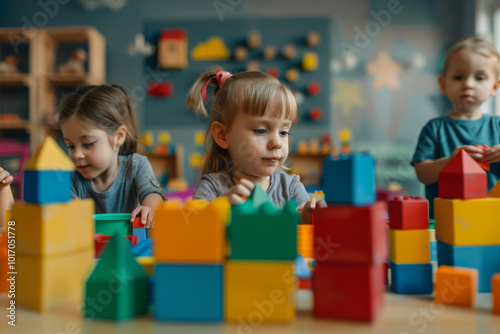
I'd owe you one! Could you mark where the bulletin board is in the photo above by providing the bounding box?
[143,18,332,127]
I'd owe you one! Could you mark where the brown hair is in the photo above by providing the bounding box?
[187,69,298,175]
[442,37,500,76]
[58,84,138,155]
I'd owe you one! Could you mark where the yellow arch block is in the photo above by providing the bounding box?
[434,197,500,246]
[154,198,230,262]
[389,229,430,264]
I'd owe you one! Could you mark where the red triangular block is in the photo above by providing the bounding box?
[438,150,487,199]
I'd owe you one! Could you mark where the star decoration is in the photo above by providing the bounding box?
[366,50,403,91]
[332,81,364,116]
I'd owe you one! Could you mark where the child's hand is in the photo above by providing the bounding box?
[451,145,484,160]
[131,206,155,229]
[299,198,327,224]
[221,178,254,205]
[0,168,14,189]
[482,144,500,163]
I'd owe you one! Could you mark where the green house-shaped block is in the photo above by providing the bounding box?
[84,235,149,321]
[229,185,298,261]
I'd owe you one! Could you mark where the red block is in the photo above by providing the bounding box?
[388,196,428,230]
[313,262,385,321]
[94,234,137,257]
[438,150,487,199]
[132,217,143,228]
[148,81,173,97]
[313,202,387,265]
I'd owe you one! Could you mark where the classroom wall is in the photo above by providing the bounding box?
[0,0,477,193]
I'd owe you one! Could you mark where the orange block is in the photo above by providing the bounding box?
[435,266,478,308]
[493,274,500,315]
[0,233,8,293]
[154,198,230,262]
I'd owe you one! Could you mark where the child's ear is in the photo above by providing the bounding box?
[438,76,446,93]
[114,125,127,148]
[491,79,500,95]
[210,121,229,149]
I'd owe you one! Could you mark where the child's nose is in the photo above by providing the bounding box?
[73,147,85,159]
[464,76,475,88]
[268,134,283,150]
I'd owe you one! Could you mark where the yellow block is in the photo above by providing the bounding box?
[24,136,74,171]
[17,248,93,312]
[429,229,437,242]
[434,197,500,246]
[11,199,94,257]
[137,256,155,276]
[493,274,500,315]
[154,198,229,262]
[435,265,477,308]
[389,229,430,264]
[225,261,295,322]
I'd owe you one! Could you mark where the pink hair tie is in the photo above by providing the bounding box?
[202,70,232,104]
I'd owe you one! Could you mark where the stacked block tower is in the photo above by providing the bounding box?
[11,137,94,311]
[388,196,433,294]
[313,153,387,321]
[153,198,229,321]
[435,150,500,292]
[226,185,298,322]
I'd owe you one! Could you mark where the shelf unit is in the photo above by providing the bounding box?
[0,26,106,151]
[140,146,185,181]
[288,153,329,186]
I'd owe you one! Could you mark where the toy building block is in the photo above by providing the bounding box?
[94,234,137,257]
[133,227,147,244]
[438,150,487,199]
[437,241,500,292]
[226,261,295,322]
[85,236,149,321]
[474,145,490,171]
[147,81,173,97]
[322,153,376,205]
[12,199,94,257]
[493,274,500,314]
[389,229,430,264]
[434,197,500,246]
[388,196,428,230]
[158,29,187,69]
[154,263,223,322]
[313,202,387,265]
[390,262,433,294]
[313,261,385,321]
[137,256,155,276]
[17,249,93,312]
[488,179,500,198]
[430,241,438,261]
[131,238,153,257]
[154,198,229,263]
[298,224,313,258]
[229,186,298,261]
[0,233,8,293]
[23,136,74,204]
[435,265,478,308]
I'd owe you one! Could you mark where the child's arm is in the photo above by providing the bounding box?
[414,145,484,184]
[482,144,500,163]
[130,193,163,229]
[0,168,15,228]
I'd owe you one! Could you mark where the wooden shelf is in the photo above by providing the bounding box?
[0,74,31,86]
[141,147,184,180]
[46,73,96,86]
[288,153,329,186]
[0,120,29,130]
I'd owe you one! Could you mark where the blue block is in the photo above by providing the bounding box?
[322,153,376,205]
[154,263,224,322]
[437,241,500,292]
[430,241,438,261]
[390,261,433,294]
[23,170,72,204]
[133,227,147,244]
[296,254,312,279]
[131,238,153,257]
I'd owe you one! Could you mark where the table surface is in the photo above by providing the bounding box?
[2,289,499,334]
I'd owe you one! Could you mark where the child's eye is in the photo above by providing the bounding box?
[83,142,95,148]
[453,75,463,80]
[253,129,267,135]
[280,131,290,138]
[476,76,485,81]
[66,145,74,150]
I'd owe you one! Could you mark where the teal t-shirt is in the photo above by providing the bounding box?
[411,115,500,217]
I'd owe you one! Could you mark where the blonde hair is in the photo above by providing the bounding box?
[442,37,500,76]
[187,69,297,175]
[59,84,138,155]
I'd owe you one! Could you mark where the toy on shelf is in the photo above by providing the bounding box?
[302,52,318,71]
[158,29,188,69]
[309,107,323,121]
[0,55,20,74]
[246,30,261,49]
[58,48,86,75]
[338,128,352,154]
[245,61,259,71]
[191,36,230,61]
[307,81,322,96]
[285,68,299,82]
[281,44,296,60]
[263,45,277,60]
[147,81,173,98]
[234,46,247,61]
[307,31,321,46]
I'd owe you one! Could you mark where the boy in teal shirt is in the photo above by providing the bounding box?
[412,37,500,217]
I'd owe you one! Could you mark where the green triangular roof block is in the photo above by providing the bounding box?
[246,184,271,208]
[84,235,149,321]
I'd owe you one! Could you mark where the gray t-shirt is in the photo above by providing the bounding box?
[71,153,164,214]
[193,171,310,209]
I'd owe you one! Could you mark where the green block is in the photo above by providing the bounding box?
[84,235,149,321]
[229,185,298,261]
[93,213,132,236]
